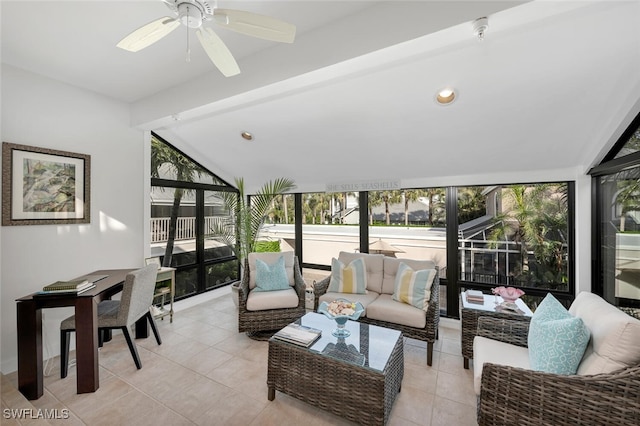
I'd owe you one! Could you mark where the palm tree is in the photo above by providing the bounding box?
[423,188,446,225]
[306,193,329,224]
[368,191,383,225]
[380,190,403,225]
[151,137,205,267]
[402,189,425,226]
[487,184,568,285]
[457,187,486,224]
[213,177,296,264]
[616,177,640,232]
[333,192,356,223]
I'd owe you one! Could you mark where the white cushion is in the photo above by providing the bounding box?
[382,257,436,295]
[246,287,299,311]
[473,336,530,395]
[318,291,380,316]
[248,251,294,290]
[569,292,640,375]
[338,252,384,294]
[366,294,426,328]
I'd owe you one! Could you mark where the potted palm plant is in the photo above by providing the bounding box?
[211,177,296,305]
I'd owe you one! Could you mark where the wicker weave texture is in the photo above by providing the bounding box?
[461,304,531,364]
[478,363,640,426]
[313,270,439,365]
[238,256,306,333]
[267,333,404,425]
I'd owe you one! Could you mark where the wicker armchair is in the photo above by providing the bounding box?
[238,255,306,335]
[476,315,640,426]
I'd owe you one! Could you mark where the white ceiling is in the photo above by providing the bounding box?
[3,1,640,193]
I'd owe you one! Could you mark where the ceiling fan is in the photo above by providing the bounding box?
[116,0,296,77]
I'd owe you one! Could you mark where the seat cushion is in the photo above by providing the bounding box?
[392,262,437,311]
[382,257,436,295]
[527,293,590,375]
[254,256,290,292]
[318,291,380,316]
[249,251,294,290]
[473,336,530,395]
[569,291,640,375]
[366,294,426,328]
[327,257,367,294]
[338,252,384,294]
[246,287,299,311]
[60,299,120,330]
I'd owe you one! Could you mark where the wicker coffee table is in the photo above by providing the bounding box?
[460,291,533,369]
[268,312,403,426]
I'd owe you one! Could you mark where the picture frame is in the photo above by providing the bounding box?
[2,142,90,226]
[145,257,162,270]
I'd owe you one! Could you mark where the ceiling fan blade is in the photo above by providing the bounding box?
[196,28,241,77]
[214,9,296,43]
[117,17,180,52]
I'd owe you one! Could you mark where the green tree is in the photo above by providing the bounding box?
[151,137,205,267]
[379,190,403,225]
[306,193,330,224]
[488,184,568,286]
[457,187,486,224]
[333,192,356,224]
[368,191,383,225]
[214,177,296,263]
[403,189,425,226]
[424,188,446,225]
[616,178,640,232]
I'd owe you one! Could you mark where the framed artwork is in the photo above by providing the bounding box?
[2,142,90,226]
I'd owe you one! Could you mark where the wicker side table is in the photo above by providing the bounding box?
[460,292,532,369]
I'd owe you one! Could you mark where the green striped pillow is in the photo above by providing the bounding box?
[392,262,436,310]
[328,257,367,294]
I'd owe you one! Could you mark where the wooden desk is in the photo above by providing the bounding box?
[16,269,136,400]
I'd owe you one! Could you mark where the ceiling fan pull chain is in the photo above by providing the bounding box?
[186,6,191,63]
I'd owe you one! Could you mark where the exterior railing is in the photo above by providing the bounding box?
[151,216,227,243]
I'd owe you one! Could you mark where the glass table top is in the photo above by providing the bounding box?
[293,312,402,372]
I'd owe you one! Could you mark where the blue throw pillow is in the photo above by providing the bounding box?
[254,256,290,292]
[528,293,590,375]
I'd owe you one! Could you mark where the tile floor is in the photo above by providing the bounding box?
[2,288,477,425]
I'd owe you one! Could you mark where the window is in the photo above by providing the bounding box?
[287,183,573,317]
[590,111,640,308]
[457,183,573,309]
[150,134,238,300]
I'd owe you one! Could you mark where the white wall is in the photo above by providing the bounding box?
[1,65,146,373]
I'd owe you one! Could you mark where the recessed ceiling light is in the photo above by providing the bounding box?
[241,131,253,141]
[435,88,457,105]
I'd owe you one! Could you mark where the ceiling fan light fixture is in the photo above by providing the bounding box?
[241,131,253,141]
[178,3,203,28]
[117,0,296,77]
[435,88,457,105]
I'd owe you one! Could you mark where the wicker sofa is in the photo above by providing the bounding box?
[314,251,440,365]
[474,292,640,425]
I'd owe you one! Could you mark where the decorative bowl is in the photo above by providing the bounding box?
[492,286,525,303]
[318,299,365,338]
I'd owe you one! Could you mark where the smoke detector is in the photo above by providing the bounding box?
[472,17,489,41]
